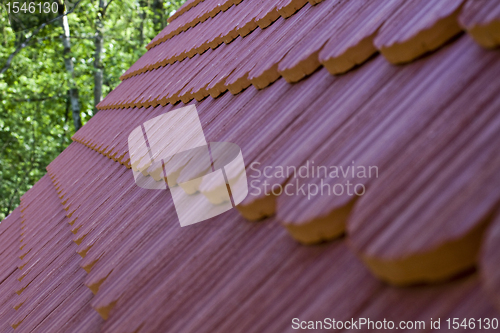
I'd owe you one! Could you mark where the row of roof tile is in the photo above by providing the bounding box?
[102,0,496,111]
[42,142,500,330]
[9,175,102,332]
[2,0,500,330]
[122,0,313,80]
[0,208,20,333]
[148,0,317,51]
[79,33,500,289]
[166,0,204,23]
[148,0,242,50]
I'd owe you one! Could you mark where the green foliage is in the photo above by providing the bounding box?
[0,0,185,219]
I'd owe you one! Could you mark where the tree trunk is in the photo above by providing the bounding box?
[60,8,82,131]
[94,0,106,115]
[152,0,164,34]
[138,0,147,47]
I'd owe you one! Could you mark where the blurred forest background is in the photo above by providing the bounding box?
[0,0,184,219]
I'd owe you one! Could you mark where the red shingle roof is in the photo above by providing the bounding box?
[2,0,500,331]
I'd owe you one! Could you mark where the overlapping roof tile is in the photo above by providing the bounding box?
[481,211,500,311]
[2,0,500,330]
[167,0,205,23]
[9,175,102,331]
[149,0,241,49]
[31,147,500,330]
[459,0,500,48]
[276,36,499,245]
[0,208,20,333]
[102,0,487,111]
[348,43,500,284]
[119,0,312,81]
[374,0,464,64]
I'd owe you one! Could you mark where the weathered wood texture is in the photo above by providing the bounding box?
[100,0,495,110]
[0,208,21,333]
[460,0,500,48]
[481,211,500,312]
[11,175,103,332]
[1,0,500,331]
